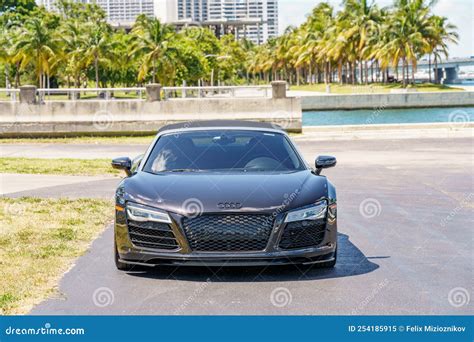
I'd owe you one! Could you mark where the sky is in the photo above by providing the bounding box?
[278,0,474,58]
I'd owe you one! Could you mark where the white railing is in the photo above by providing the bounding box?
[162,85,272,99]
[0,88,20,102]
[37,87,146,101]
[0,85,272,102]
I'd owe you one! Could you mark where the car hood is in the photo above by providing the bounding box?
[121,170,329,215]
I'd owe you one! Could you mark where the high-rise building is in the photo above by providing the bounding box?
[36,0,155,26]
[37,0,278,44]
[156,0,278,44]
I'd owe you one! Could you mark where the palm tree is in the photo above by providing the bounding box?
[106,30,137,88]
[79,23,111,88]
[297,3,335,84]
[12,17,58,87]
[340,0,382,84]
[131,15,175,83]
[59,20,85,87]
[426,15,458,83]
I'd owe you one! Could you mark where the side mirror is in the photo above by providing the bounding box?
[315,155,336,175]
[112,157,132,176]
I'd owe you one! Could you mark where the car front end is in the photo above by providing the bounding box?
[114,197,337,268]
[112,122,337,270]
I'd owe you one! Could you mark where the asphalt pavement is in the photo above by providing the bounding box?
[2,136,472,314]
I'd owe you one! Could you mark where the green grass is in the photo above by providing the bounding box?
[38,91,144,101]
[0,157,121,176]
[0,135,154,145]
[0,197,113,314]
[290,82,464,94]
[0,91,143,102]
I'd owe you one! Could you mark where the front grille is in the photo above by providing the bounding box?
[127,220,179,250]
[279,219,326,249]
[183,214,274,252]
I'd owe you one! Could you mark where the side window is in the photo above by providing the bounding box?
[131,154,144,174]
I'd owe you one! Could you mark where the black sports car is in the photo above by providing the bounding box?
[112,120,337,270]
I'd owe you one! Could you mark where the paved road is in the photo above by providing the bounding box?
[18,136,472,315]
[1,143,148,160]
[0,173,118,198]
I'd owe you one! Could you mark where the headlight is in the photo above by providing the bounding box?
[126,203,172,224]
[284,201,327,223]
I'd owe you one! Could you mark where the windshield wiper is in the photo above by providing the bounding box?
[166,168,204,172]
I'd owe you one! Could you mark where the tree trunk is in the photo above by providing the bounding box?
[94,55,99,88]
[328,62,332,83]
[406,60,409,84]
[434,56,438,84]
[370,61,374,83]
[428,54,432,83]
[351,62,356,85]
[338,60,343,85]
[364,61,368,84]
[308,61,313,84]
[401,58,406,87]
[15,62,20,88]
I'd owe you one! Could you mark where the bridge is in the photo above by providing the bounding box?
[391,57,474,83]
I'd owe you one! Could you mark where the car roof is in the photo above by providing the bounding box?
[157,120,284,134]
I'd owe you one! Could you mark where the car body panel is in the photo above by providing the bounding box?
[114,121,337,267]
[119,170,329,215]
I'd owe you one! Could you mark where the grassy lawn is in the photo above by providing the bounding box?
[38,91,144,101]
[0,158,121,176]
[0,197,113,314]
[291,83,464,94]
[0,135,154,145]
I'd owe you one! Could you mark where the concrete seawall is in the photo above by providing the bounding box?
[301,91,474,110]
[0,97,302,137]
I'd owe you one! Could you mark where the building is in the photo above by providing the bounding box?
[36,0,156,27]
[156,0,278,44]
[37,0,278,44]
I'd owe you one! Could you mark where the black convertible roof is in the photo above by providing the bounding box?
[158,120,283,133]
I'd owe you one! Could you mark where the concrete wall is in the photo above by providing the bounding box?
[301,91,474,111]
[0,97,302,137]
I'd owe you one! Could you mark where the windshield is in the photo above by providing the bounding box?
[143,130,306,173]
